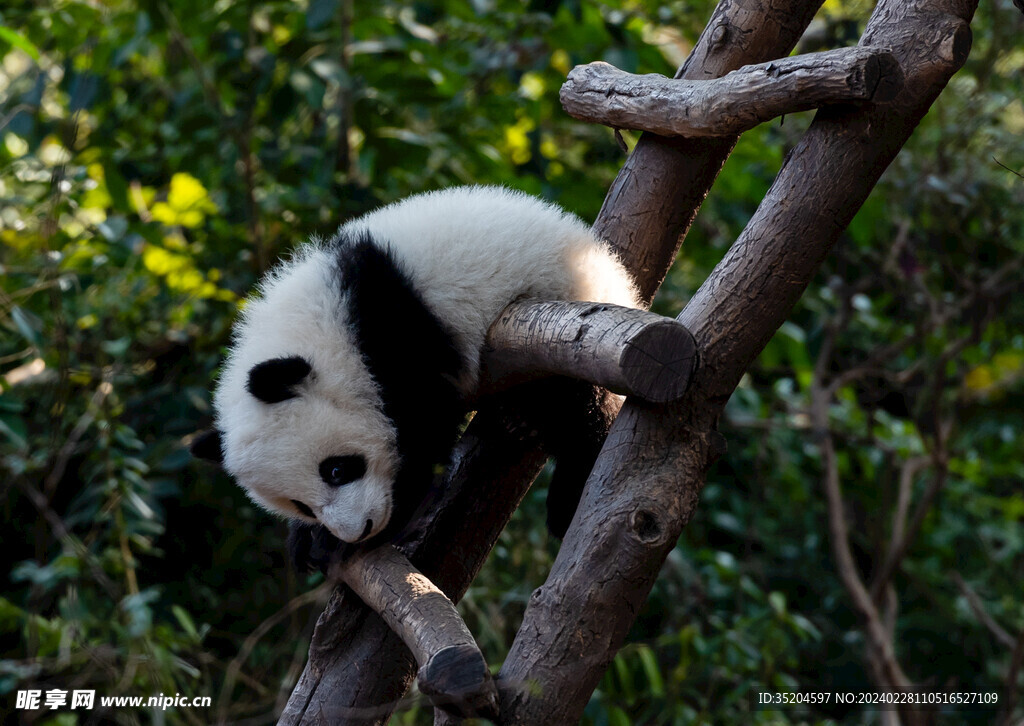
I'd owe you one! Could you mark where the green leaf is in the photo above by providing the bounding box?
[10,306,42,347]
[0,26,40,61]
[608,705,631,726]
[637,646,665,697]
[172,605,199,640]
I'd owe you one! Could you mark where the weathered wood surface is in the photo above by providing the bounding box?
[497,0,976,721]
[561,47,903,137]
[479,300,697,403]
[327,546,498,720]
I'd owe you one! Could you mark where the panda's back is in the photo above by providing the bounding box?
[336,186,638,384]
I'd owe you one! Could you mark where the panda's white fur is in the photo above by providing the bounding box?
[211,186,639,545]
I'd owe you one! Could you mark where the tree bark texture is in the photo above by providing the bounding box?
[560,48,902,137]
[497,0,977,723]
[478,300,697,403]
[279,0,827,723]
[594,0,828,304]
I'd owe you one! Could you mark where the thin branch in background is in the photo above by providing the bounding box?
[953,572,1024,726]
[999,629,1024,726]
[993,156,1024,179]
[951,572,1015,649]
[217,583,332,725]
[43,376,113,498]
[334,0,354,178]
[869,455,949,603]
[811,380,914,695]
[885,456,928,574]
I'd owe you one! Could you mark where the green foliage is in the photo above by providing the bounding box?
[1,0,1021,724]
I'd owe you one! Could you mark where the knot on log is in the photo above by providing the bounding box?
[629,509,663,544]
[709,22,729,50]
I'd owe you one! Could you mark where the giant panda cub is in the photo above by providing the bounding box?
[192,186,640,571]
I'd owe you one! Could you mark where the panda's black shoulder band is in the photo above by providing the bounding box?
[333,230,466,481]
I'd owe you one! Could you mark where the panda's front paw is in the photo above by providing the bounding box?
[287,521,353,575]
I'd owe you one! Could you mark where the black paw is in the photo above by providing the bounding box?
[287,521,355,574]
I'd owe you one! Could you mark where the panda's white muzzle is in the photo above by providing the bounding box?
[320,479,391,543]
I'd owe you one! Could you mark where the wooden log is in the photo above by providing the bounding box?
[478,300,697,403]
[560,47,903,137]
[328,546,498,720]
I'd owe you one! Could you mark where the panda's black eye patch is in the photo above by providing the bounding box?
[247,356,312,404]
[319,455,367,488]
[291,500,316,519]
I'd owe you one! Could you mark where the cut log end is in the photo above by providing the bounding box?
[863,52,905,103]
[418,643,500,721]
[619,318,698,402]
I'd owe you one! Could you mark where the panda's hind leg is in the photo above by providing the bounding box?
[515,378,618,538]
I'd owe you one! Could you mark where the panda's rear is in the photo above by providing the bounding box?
[335,186,639,392]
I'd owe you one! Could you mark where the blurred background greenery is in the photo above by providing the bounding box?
[1,0,1022,724]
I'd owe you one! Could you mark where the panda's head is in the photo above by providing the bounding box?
[193,234,465,546]
[194,351,400,544]
[192,245,406,544]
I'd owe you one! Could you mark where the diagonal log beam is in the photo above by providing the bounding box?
[561,47,903,137]
[278,0,825,723]
[496,0,977,722]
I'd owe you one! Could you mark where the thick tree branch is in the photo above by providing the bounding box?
[478,300,697,403]
[561,48,902,137]
[327,546,498,719]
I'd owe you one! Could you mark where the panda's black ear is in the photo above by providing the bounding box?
[247,356,312,404]
[190,428,225,466]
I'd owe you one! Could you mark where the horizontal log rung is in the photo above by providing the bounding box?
[480,299,697,403]
[560,46,904,138]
